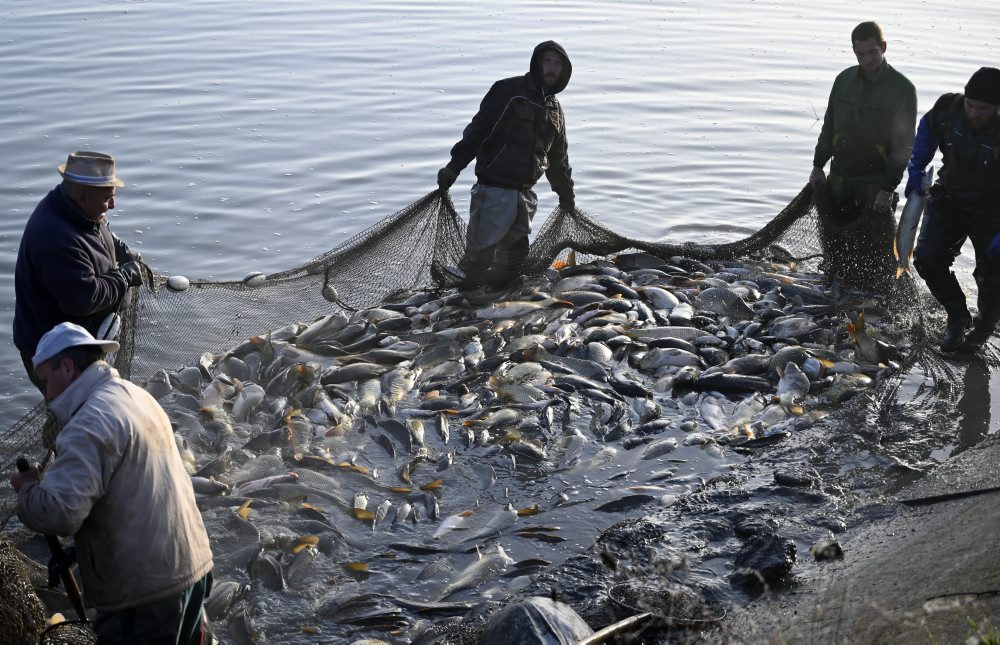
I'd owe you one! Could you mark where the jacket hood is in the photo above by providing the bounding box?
[530,41,571,95]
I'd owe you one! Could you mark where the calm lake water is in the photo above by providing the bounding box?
[1,2,998,434]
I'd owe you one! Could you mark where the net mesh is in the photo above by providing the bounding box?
[0,183,945,641]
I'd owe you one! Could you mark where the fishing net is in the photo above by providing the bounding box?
[0,538,47,645]
[36,622,96,645]
[0,182,934,640]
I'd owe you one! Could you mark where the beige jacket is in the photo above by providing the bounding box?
[17,361,212,613]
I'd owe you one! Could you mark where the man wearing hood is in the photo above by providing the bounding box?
[437,41,575,283]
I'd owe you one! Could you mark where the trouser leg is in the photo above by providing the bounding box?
[970,215,1000,324]
[963,205,1000,345]
[177,572,212,645]
[94,573,213,645]
[460,184,519,279]
[492,189,537,275]
[913,199,971,319]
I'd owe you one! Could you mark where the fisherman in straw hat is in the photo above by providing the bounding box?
[13,151,145,392]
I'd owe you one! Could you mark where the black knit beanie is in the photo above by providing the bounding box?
[965,67,1000,105]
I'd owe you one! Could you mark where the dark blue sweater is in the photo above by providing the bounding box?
[14,185,130,355]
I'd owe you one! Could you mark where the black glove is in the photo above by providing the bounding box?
[437,167,459,191]
[112,232,141,263]
[118,260,144,287]
[559,197,575,212]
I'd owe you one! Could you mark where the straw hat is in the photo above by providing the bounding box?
[57,151,124,188]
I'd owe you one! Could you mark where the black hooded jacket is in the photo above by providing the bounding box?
[447,41,574,201]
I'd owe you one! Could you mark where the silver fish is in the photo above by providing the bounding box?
[640,438,678,460]
[415,553,456,581]
[232,383,266,422]
[204,580,250,621]
[236,472,298,495]
[637,347,704,370]
[407,419,426,446]
[191,475,231,495]
[322,362,390,385]
[393,501,413,525]
[776,361,810,407]
[248,552,285,591]
[638,286,680,311]
[475,298,573,319]
[455,507,518,545]
[285,545,319,587]
[374,499,392,527]
[435,412,451,445]
[232,454,285,485]
[695,287,755,321]
[528,345,607,381]
[145,369,173,399]
[894,166,933,278]
[357,378,382,411]
[295,312,351,349]
[436,544,514,600]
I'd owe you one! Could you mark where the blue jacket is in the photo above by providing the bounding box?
[447,41,574,202]
[14,185,131,355]
[908,93,1000,207]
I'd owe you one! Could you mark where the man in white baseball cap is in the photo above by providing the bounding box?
[12,321,214,643]
[13,151,145,392]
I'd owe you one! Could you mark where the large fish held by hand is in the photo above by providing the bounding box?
[894,166,934,279]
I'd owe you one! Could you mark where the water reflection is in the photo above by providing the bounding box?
[955,356,992,452]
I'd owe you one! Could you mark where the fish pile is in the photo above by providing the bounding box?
[128,252,901,642]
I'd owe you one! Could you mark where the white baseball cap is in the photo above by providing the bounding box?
[33,322,120,368]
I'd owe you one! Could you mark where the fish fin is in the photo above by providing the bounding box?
[237,500,253,520]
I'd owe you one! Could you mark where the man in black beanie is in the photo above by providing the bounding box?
[906,66,1000,351]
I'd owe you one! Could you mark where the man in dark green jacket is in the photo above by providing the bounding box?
[810,21,917,215]
[437,41,575,284]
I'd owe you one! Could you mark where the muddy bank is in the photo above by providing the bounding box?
[730,428,1000,644]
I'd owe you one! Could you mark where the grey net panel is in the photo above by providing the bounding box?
[127,190,467,383]
[0,183,935,639]
[525,183,822,273]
